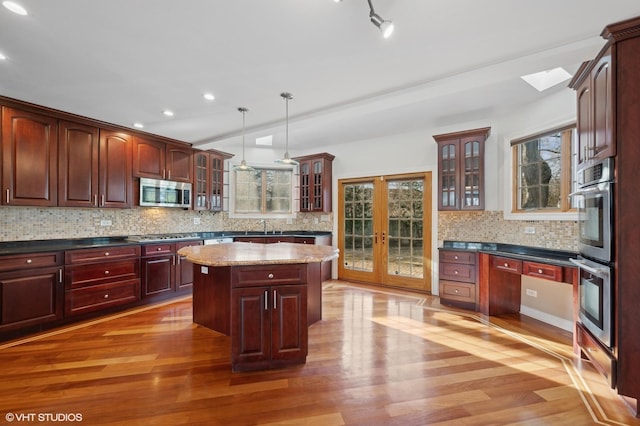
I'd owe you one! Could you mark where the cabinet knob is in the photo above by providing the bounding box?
[455,289,459,293]
[454,255,458,260]
[26,259,32,264]
[454,270,458,275]
[104,270,110,275]
[157,247,162,251]
[268,273,274,279]
[104,252,110,256]
[538,269,543,274]
[104,293,109,299]
[504,263,508,267]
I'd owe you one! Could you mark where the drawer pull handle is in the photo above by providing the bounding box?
[104,293,109,299]
[105,252,110,256]
[455,289,459,293]
[268,273,274,279]
[104,270,110,275]
[454,270,458,275]
[454,255,458,260]
[26,259,32,264]
[538,269,543,274]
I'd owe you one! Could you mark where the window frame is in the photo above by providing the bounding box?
[228,162,297,219]
[503,121,578,221]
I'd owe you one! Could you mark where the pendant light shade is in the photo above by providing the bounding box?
[234,107,254,171]
[275,92,298,165]
[367,0,394,38]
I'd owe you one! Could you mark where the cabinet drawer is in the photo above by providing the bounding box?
[142,243,175,256]
[523,261,563,282]
[577,322,616,387]
[65,245,140,264]
[491,255,522,274]
[0,252,63,272]
[65,259,139,289]
[294,237,316,245]
[440,262,476,283]
[440,280,476,304]
[65,279,140,317]
[439,250,476,265]
[232,264,307,288]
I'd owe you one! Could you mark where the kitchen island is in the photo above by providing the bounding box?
[177,242,339,371]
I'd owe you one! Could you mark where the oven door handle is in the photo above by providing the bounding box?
[570,258,610,276]
[568,187,599,198]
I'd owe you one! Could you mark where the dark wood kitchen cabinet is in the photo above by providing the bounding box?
[141,243,175,301]
[1,106,58,206]
[58,120,99,207]
[99,130,133,208]
[438,249,478,310]
[193,149,233,211]
[433,127,490,211]
[570,15,640,415]
[175,240,202,291]
[231,264,308,371]
[133,136,193,183]
[65,245,140,317]
[0,252,64,333]
[292,152,335,212]
[571,46,615,170]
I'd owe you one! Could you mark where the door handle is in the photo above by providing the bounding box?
[382,232,386,244]
[273,289,277,309]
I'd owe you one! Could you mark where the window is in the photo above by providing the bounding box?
[232,166,294,216]
[512,126,576,212]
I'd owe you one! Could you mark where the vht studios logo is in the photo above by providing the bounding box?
[5,412,83,422]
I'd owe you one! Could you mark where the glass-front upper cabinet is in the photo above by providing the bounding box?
[433,127,490,211]
[292,152,335,212]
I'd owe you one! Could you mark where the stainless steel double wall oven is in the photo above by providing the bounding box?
[570,158,614,348]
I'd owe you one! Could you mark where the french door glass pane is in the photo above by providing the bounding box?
[387,179,424,278]
[343,182,374,272]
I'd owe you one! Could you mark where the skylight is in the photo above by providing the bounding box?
[521,67,572,92]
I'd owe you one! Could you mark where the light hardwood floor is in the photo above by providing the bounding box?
[0,281,637,425]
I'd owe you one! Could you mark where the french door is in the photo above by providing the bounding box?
[338,172,432,292]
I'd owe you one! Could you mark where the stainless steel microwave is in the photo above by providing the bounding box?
[139,178,191,208]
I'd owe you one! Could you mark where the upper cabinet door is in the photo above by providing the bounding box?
[98,130,133,208]
[1,107,58,206]
[166,144,193,183]
[592,50,615,161]
[292,152,334,213]
[58,120,100,207]
[433,127,490,211]
[132,136,166,180]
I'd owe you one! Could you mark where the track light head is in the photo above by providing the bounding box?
[369,12,394,38]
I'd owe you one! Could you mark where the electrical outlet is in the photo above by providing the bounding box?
[286,218,293,225]
[314,218,319,225]
[100,219,112,227]
[525,289,538,297]
[193,217,201,225]
[321,214,330,222]
[524,226,535,234]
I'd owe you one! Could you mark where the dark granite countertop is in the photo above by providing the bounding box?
[0,231,333,256]
[440,240,578,267]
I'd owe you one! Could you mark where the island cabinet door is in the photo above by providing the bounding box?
[271,285,308,361]
[232,287,271,366]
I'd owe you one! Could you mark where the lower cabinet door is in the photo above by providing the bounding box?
[142,255,175,298]
[231,284,308,371]
[271,285,308,361]
[232,287,271,367]
[0,267,63,331]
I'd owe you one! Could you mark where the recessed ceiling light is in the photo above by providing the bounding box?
[521,67,572,92]
[203,93,215,101]
[162,110,174,117]
[256,135,273,146]
[133,122,144,129]
[0,52,7,60]
[2,1,27,15]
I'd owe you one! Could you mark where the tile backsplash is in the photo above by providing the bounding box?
[438,210,578,251]
[0,206,333,242]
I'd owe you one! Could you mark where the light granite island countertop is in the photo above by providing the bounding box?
[177,242,339,371]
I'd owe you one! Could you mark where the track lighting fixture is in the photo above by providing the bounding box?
[234,107,254,171]
[275,92,298,166]
[367,0,394,38]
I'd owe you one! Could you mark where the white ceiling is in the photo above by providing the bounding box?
[2,0,640,153]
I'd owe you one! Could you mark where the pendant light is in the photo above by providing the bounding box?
[275,92,298,165]
[234,107,254,171]
[367,0,394,38]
